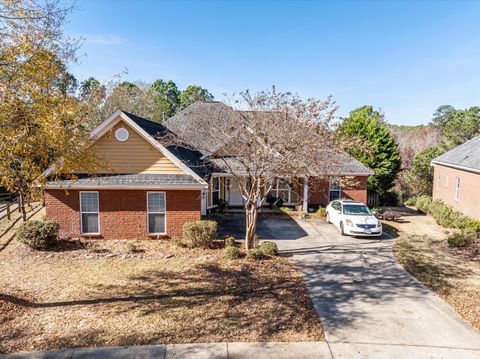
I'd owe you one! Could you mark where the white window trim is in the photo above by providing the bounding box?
[147,191,167,235]
[79,191,100,235]
[329,182,342,201]
[454,177,460,202]
[271,178,293,204]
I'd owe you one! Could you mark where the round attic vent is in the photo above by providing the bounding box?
[115,127,129,142]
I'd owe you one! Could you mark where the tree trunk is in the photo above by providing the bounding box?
[244,202,259,250]
[19,192,27,222]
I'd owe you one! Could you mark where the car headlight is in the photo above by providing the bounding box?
[346,219,354,227]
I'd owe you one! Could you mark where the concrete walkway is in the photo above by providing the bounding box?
[0,342,331,359]
[270,218,480,359]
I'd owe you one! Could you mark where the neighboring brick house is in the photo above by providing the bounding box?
[45,102,372,240]
[431,136,480,220]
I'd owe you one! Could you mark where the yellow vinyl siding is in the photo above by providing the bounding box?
[91,119,185,174]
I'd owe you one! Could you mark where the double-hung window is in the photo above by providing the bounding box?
[80,192,99,234]
[329,182,341,202]
[454,177,460,201]
[147,192,166,234]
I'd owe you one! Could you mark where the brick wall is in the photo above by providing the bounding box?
[432,164,480,220]
[44,189,201,239]
[308,176,368,206]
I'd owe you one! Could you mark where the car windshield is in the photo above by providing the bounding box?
[343,204,371,215]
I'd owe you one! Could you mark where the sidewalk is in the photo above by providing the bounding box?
[0,342,332,359]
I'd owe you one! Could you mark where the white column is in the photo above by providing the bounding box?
[302,178,309,213]
[201,189,207,216]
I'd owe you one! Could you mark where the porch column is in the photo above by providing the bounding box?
[201,189,207,216]
[302,178,309,213]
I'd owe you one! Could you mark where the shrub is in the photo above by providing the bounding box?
[414,196,433,213]
[224,246,241,259]
[246,247,264,260]
[316,207,327,217]
[172,237,188,248]
[259,241,278,256]
[16,220,59,250]
[447,230,475,248]
[279,207,292,215]
[404,197,417,206]
[183,220,217,248]
[224,236,237,248]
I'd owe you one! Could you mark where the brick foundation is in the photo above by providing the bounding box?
[44,189,201,239]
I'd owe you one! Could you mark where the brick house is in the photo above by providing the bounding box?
[432,136,480,220]
[45,102,372,239]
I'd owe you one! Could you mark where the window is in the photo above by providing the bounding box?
[211,177,220,205]
[147,192,166,234]
[331,201,341,212]
[115,127,129,142]
[329,182,341,202]
[445,174,449,188]
[454,177,460,201]
[80,192,99,234]
[271,178,291,203]
[436,172,440,190]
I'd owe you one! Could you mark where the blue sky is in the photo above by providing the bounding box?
[66,0,480,125]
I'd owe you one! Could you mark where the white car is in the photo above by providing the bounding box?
[326,200,382,237]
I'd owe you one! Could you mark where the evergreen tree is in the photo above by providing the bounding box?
[339,106,402,198]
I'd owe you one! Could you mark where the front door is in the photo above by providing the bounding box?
[227,178,244,206]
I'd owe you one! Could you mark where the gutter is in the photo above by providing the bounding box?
[431,160,480,175]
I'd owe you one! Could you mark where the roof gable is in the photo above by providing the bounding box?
[89,110,207,183]
[432,136,480,172]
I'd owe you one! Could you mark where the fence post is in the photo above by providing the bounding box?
[17,197,21,213]
[6,203,10,220]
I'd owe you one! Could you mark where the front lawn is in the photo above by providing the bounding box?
[0,226,323,353]
[388,207,480,332]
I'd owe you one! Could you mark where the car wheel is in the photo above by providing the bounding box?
[326,212,331,224]
[340,222,345,236]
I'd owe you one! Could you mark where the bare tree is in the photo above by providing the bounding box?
[164,89,358,249]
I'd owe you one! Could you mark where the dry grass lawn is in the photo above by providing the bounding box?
[388,207,480,332]
[0,214,323,354]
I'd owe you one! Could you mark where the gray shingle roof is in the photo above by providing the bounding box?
[48,174,202,187]
[165,101,240,156]
[432,136,480,172]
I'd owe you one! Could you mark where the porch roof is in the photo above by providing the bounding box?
[46,173,207,190]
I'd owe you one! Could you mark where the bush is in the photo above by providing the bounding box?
[316,207,327,217]
[407,196,480,235]
[404,197,417,206]
[16,220,59,250]
[279,207,292,215]
[224,236,237,248]
[246,247,264,260]
[447,231,475,248]
[413,195,433,213]
[172,237,188,248]
[259,241,278,256]
[183,220,217,248]
[224,246,241,259]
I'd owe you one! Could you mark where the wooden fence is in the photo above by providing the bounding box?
[0,194,20,221]
[366,190,379,208]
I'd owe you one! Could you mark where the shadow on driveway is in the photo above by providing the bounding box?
[207,213,308,241]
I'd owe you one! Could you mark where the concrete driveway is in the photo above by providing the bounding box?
[212,214,480,358]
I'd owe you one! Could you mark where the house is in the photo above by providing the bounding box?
[431,136,480,220]
[44,102,373,240]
